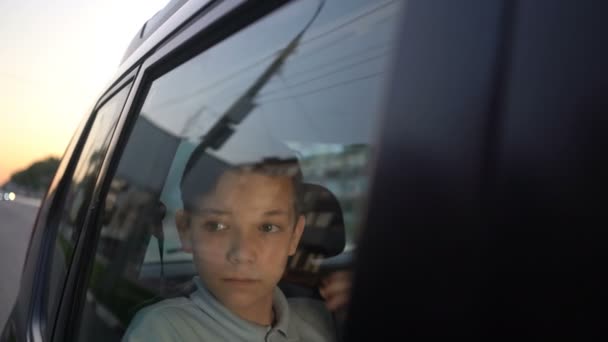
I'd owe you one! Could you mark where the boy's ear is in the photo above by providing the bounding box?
[175,209,193,253]
[288,215,306,256]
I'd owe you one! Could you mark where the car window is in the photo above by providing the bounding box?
[46,85,131,332]
[75,0,404,341]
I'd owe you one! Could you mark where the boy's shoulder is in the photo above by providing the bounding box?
[287,297,336,342]
[134,296,196,317]
[128,282,200,322]
[123,288,337,342]
[122,297,201,342]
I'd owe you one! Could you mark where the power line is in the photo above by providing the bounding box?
[151,0,399,110]
[290,33,349,61]
[280,40,394,79]
[154,39,392,110]
[298,0,398,45]
[279,74,323,141]
[258,71,385,104]
[202,40,392,106]
[260,51,390,97]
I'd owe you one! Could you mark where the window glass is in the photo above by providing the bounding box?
[47,85,130,328]
[76,1,404,341]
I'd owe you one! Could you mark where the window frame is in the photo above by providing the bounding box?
[28,68,138,342]
[51,0,309,341]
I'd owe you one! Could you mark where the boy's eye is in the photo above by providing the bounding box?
[203,221,228,232]
[260,223,280,233]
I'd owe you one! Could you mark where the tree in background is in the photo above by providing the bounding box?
[8,157,60,194]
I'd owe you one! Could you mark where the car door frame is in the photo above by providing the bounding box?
[5,64,140,342]
[49,0,330,341]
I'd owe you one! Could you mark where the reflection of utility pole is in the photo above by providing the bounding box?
[180,108,204,138]
[183,0,325,165]
[181,105,223,143]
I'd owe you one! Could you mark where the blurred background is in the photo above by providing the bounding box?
[0,0,169,327]
[0,0,170,195]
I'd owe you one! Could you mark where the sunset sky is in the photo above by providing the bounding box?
[0,0,170,184]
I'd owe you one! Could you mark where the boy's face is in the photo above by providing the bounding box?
[176,170,305,316]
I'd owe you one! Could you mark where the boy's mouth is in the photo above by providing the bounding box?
[222,277,259,284]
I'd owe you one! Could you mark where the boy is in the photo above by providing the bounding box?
[123,154,351,341]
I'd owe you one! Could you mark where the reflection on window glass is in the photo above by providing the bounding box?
[76,1,404,341]
[146,0,399,248]
[47,85,129,327]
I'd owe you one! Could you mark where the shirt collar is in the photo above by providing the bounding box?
[190,277,292,339]
[272,283,290,336]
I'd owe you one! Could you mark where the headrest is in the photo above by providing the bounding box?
[281,183,346,288]
[298,183,346,257]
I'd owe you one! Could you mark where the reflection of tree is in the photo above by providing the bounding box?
[94,181,165,295]
[62,123,116,247]
[68,148,105,226]
[89,149,105,167]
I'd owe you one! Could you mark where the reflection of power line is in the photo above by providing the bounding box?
[185,0,325,156]
[299,0,398,45]
[291,34,349,61]
[180,109,203,136]
[279,74,323,141]
[258,71,385,104]
[154,58,267,110]
[181,105,222,139]
[257,105,275,152]
[152,39,371,111]
[281,40,394,79]
[156,40,391,110]
[206,41,392,105]
[260,51,390,97]
[152,0,398,110]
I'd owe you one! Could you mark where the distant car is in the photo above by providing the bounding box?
[2,0,607,341]
[1,191,15,201]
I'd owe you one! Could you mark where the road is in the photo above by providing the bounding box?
[0,197,39,331]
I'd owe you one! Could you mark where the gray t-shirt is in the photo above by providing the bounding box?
[122,277,336,342]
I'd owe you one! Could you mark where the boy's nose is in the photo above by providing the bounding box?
[226,231,256,264]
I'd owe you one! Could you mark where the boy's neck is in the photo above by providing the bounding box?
[228,293,275,326]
